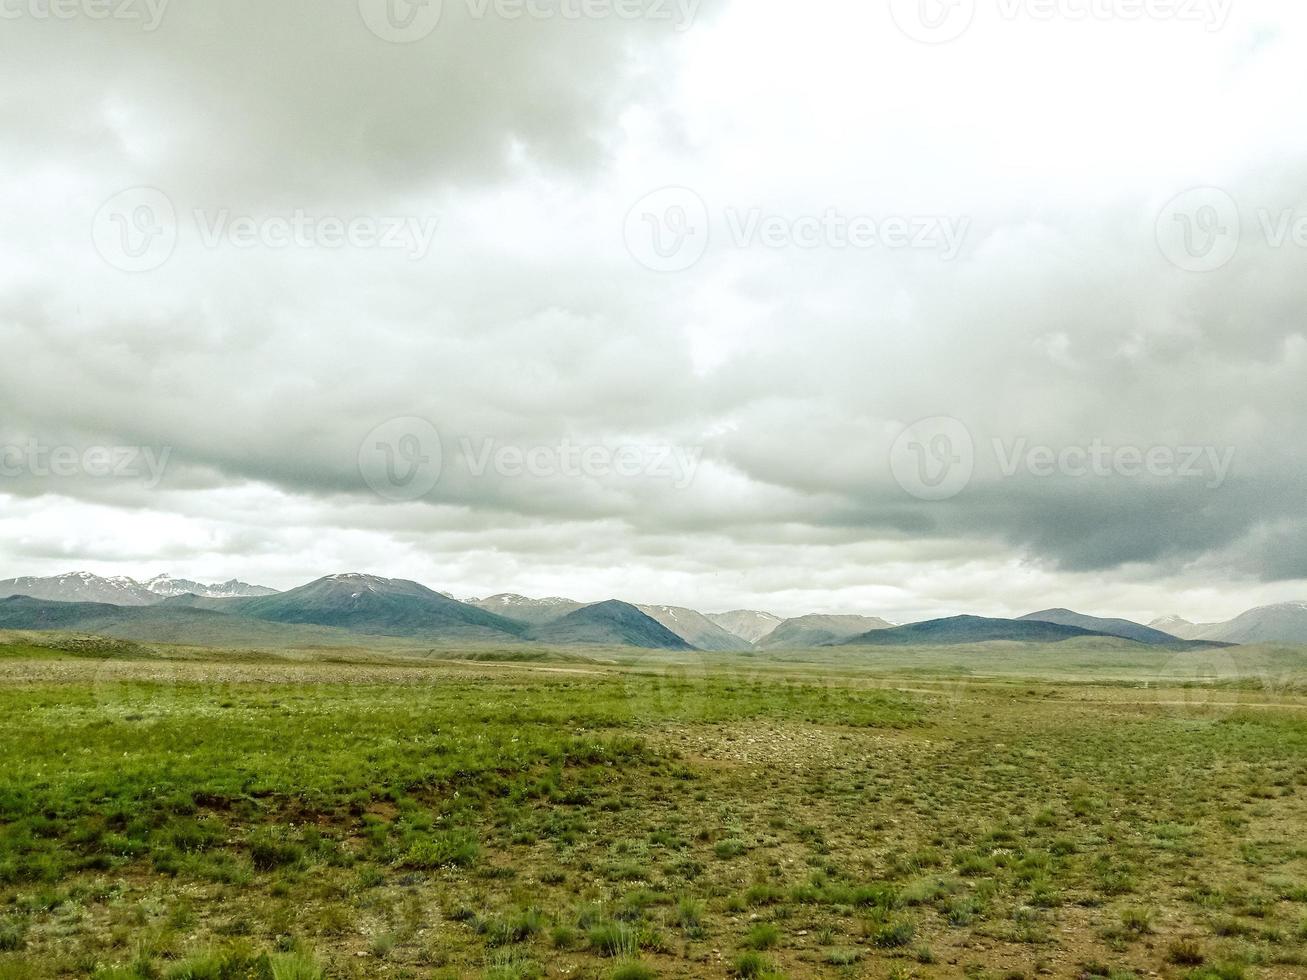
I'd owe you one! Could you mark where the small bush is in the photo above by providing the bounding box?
[868,918,915,948]
[1167,939,1204,965]
[610,962,657,980]
[402,829,478,869]
[0,919,25,952]
[743,922,781,950]
[732,952,771,978]
[714,839,747,859]
[589,922,638,958]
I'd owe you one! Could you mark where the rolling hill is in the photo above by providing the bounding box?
[467,594,586,625]
[841,615,1119,647]
[637,605,754,651]
[1188,602,1307,645]
[232,574,527,641]
[1019,608,1185,646]
[707,609,783,644]
[0,596,405,649]
[525,601,694,649]
[758,614,894,650]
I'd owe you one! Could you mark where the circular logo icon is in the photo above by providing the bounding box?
[620,652,715,724]
[358,0,443,43]
[358,417,442,502]
[1156,187,1241,273]
[92,187,177,273]
[90,647,192,718]
[890,416,975,502]
[1157,649,1245,721]
[624,187,710,273]
[889,0,976,44]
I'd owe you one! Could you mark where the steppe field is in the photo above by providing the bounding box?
[1,638,1305,980]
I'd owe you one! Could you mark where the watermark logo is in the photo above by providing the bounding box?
[889,0,976,44]
[0,0,171,30]
[624,187,710,273]
[890,417,976,502]
[466,0,699,28]
[1156,186,1241,273]
[92,188,441,270]
[358,0,443,42]
[92,187,177,273]
[994,439,1235,489]
[725,208,969,259]
[357,425,704,501]
[193,210,439,259]
[461,438,701,489]
[358,417,444,502]
[0,440,172,489]
[624,191,970,272]
[890,424,1238,502]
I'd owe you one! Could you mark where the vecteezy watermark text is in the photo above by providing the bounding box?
[358,418,704,501]
[624,187,970,272]
[890,417,1236,501]
[357,0,699,43]
[462,438,701,489]
[92,187,441,272]
[0,0,169,30]
[0,441,172,489]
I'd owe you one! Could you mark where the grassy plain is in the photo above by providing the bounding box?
[0,637,1305,979]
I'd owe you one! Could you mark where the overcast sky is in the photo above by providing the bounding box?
[2,0,1306,623]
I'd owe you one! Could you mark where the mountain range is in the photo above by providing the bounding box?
[0,571,276,606]
[1,571,1304,651]
[1149,602,1307,645]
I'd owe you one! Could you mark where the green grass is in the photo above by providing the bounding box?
[0,649,1303,978]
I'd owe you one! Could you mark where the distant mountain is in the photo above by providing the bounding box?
[758,614,894,650]
[1192,602,1307,645]
[1020,608,1184,646]
[637,605,754,651]
[0,572,160,606]
[0,572,278,606]
[707,609,783,644]
[1149,614,1209,640]
[144,574,278,599]
[0,595,399,648]
[234,574,527,641]
[526,600,694,649]
[468,593,586,626]
[842,615,1113,646]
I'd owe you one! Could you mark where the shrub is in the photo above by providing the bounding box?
[733,952,771,978]
[402,829,478,869]
[0,919,25,952]
[868,918,915,948]
[247,831,304,872]
[714,839,747,859]
[589,922,638,958]
[610,962,657,980]
[1167,939,1205,966]
[743,922,781,950]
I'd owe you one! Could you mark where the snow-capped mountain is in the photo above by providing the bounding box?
[707,609,784,644]
[1194,602,1307,645]
[0,572,278,606]
[0,571,160,606]
[468,593,587,626]
[637,604,754,651]
[1151,604,1307,644]
[144,574,279,599]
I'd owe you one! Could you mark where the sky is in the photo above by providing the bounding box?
[2,0,1306,624]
